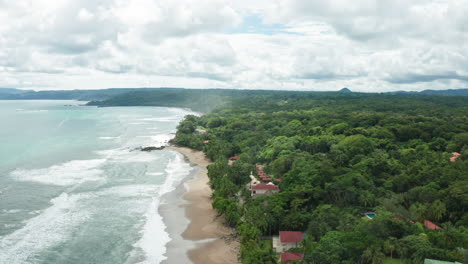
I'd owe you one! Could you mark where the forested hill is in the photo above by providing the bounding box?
[173,93,468,264]
[0,88,170,101]
[87,88,468,113]
[87,89,366,112]
[391,88,468,96]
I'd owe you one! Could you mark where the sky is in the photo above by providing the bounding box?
[0,0,467,92]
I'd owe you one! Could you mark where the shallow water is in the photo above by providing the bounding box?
[0,100,194,264]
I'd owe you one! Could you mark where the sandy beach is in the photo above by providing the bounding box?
[165,146,240,264]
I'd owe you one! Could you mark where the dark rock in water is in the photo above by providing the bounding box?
[130,146,165,152]
[141,146,165,151]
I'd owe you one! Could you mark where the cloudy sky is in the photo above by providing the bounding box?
[1,0,467,92]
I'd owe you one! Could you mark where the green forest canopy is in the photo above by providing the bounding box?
[173,92,467,264]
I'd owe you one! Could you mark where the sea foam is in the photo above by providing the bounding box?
[131,152,192,264]
[10,159,106,186]
[0,193,90,263]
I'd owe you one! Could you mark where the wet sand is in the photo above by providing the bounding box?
[162,146,239,264]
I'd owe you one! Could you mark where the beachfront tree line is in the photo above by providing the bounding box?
[174,93,468,264]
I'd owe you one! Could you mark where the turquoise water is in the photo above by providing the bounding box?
[0,100,193,263]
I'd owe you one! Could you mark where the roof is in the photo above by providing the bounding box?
[279,231,304,243]
[275,178,283,182]
[251,182,279,190]
[229,156,240,160]
[450,152,462,162]
[424,259,462,264]
[424,220,442,230]
[280,252,304,263]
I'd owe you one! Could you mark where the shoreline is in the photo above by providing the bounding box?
[163,146,239,264]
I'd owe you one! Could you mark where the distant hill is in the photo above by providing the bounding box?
[338,88,352,94]
[0,88,32,95]
[391,88,468,96]
[0,88,176,101]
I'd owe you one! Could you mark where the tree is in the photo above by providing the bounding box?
[361,245,385,264]
[383,237,397,259]
[428,200,446,221]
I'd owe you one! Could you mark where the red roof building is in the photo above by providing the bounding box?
[251,182,280,198]
[424,220,442,230]
[280,231,304,243]
[280,252,304,263]
[251,182,279,190]
[450,152,461,162]
[229,156,240,160]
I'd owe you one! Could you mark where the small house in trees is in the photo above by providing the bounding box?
[250,182,279,198]
[280,252,304,263]
[256,164,273,182]
[273,231,304,252]
[228,156,240,166]
[450,152,461,162]
[424,220,442,230]
[194,129,208,134]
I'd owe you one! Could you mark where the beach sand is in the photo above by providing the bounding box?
[164,146,240,264]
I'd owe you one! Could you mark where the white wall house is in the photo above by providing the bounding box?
[272,231,304,253]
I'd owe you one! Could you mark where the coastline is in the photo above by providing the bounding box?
[163,146,239,264]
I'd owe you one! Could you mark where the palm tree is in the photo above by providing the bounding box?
[429,200,446,221]
[383,237,397,259]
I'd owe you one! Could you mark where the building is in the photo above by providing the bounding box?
[424,220,442,230]
[228,156,240,166]
[250,182,279,198]
[194,129,208,134]
[273,231,304,252]
[256,164,274,182]
[280,252,304,263]
[450,152,461,162]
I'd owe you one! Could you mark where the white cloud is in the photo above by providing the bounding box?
[0,0,467,92]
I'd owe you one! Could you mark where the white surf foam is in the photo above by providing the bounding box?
[131,152,192,264]
[96,184,158,198]
[0,193,90,264]
[96,148,160,163]
[146,172,164,176]
[151,134,174,147]
[99,136,120,140]
[1,209,23,214]
[10,159,106,186]
[136,116,182,122]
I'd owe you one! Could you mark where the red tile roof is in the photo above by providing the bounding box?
[424,220,442,230]
[229,156,240,160]
[251,182,279,190]
[275,178,282,182]
[450,152,461,162]
[280,252,304,263]
[279,231,304,243]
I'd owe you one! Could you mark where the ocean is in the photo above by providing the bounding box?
[0,100,194,263]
